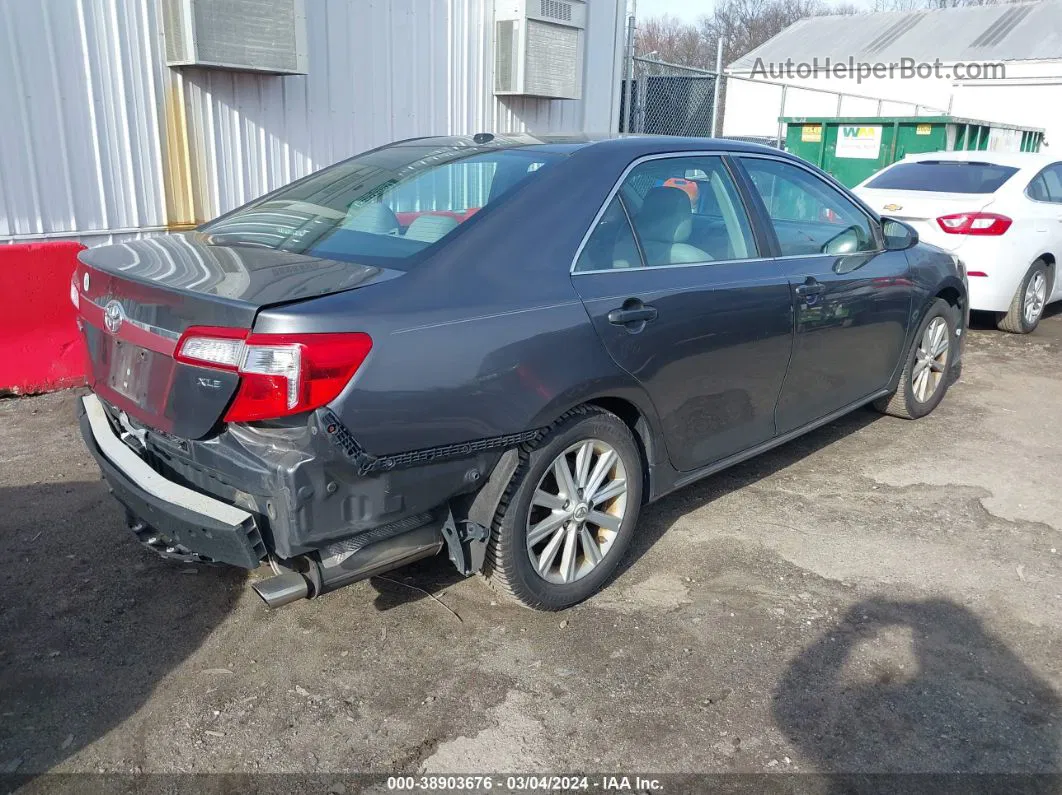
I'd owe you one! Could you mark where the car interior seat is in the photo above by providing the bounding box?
[404,213,459,244]
[341,202,401,235]
[633,186,712,266]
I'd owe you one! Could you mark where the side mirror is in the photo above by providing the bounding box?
[882,218,918,251]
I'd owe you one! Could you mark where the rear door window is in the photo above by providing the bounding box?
[574,197,643,272]
[864,161,1018,193]
[1027,163,1062,203]
[1045,165,1062,200]
[1028,174,1052,202]
[615,156,757,266]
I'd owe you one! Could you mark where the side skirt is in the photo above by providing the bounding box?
[656,388,891,498]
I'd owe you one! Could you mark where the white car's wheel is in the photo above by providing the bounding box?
[998,260,1050,334]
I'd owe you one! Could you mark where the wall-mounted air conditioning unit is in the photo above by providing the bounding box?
[163,0,308,75]
[494,0,587,100]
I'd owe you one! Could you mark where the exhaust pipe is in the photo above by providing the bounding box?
[251,522,444,609]
[252,572,310,608]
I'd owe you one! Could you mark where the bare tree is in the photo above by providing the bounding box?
[636,0,859,69]
[634,0,1016,69]
[634,0,1019,71]
[637,15,714,68]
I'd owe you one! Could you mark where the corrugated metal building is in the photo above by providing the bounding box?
[0,0,626,248]
[723,1,1062,146]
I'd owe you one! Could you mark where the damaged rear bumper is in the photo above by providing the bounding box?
[78,392,499,588]
[79,393,266,568]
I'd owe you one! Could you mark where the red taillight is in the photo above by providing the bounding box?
[966,271,989,277]
[936,212,1012,236]
[175,327,372,422]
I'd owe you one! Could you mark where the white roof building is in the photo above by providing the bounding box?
[723,1,1062,148]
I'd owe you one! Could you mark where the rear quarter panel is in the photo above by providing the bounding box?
[253,143,666,458]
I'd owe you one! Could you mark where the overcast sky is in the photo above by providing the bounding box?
[634,0,872,23]
[634,0,712,23]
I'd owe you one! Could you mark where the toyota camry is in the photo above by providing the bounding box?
[74,134,967,611]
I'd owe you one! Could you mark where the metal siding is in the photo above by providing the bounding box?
[0,0,624,244]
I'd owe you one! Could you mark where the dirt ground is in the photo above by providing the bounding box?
[2,309,1061,784]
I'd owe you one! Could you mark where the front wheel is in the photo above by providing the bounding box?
[485,407,643,611]
[997,260,1049,334]
[874,298,956,420]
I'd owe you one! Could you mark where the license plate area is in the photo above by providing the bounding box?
[100,336,176,419]
[108,340,151,403]
[83,321,240,439]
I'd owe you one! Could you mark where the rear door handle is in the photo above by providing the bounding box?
[608,303,658,326]
[795,278,825,298]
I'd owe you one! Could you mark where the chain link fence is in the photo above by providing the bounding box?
[620,57,720,138]
[620,44,946,148]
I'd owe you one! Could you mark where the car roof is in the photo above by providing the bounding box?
[898,150,1058,169]
[388,133,790,159]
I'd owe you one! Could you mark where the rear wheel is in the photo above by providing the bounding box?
[874,298,956,420]
[485,407,643,611]
[997,260,1049,334]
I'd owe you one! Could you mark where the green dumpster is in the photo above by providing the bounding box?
[781,116,1045,188]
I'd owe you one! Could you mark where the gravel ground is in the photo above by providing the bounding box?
[1,309,1061,783]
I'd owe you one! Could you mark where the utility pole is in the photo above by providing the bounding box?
[623,0,637,133]
[710,37,723,137]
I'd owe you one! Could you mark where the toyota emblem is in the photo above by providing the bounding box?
[104,300,125,334]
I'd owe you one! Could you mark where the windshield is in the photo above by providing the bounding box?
[864,161,1018,194]
[203,144,561,264]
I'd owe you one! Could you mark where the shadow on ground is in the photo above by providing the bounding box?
[621,407,881,576]
[970,303,1062,332]
[774,598,1062,786]
[367,559,468,612]
[0,480,245,775]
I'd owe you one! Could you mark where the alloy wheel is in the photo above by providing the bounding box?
[526,439,628,584]
[1024,270,1047,326]
[912,316,950,403]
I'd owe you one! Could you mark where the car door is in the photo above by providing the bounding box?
[1028,163,1062,304]
[571,153,794,472]
[734,155,913,435]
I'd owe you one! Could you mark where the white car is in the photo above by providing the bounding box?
[855,151,1061,333]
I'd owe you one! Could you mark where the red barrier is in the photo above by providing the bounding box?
[0,242,88,395]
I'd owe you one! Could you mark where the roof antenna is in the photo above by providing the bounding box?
[473,132,495,144]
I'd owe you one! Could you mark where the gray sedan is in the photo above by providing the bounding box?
[74,133,968,611]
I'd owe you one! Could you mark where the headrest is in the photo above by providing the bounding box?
[342,202,400,234]
[404,213,459,243]
[636,186,693,244]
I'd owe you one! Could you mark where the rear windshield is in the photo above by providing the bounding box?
[202,145,561,264]
[864,161,1018,194]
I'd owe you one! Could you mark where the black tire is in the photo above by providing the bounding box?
[997,260,1050,334]
[874,298,956,420]
[484,406,643,611]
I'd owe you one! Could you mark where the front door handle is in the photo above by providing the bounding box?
[795,278,825,298]
[608,303,658,326]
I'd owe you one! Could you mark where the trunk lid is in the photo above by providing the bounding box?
[75,233,401,438]
[855,188,997,252]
